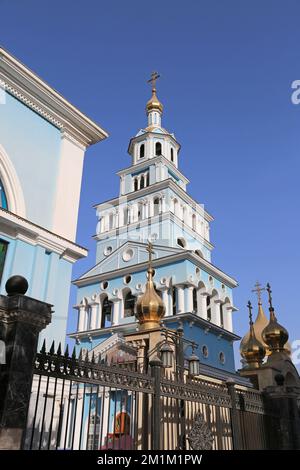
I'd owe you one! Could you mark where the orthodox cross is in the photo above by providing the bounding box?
[251,281,266,304]
[247,301,253,325]
[147,71,160,91]
[266,283,273,309]
[146,241,155,269]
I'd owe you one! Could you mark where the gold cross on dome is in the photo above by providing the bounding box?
[146,241,155,267]
[147,71,160,91]
[252,281,266,303]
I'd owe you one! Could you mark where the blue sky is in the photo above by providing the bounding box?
[1,0,300,367]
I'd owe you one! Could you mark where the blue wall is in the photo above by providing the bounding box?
[0,90,61,229]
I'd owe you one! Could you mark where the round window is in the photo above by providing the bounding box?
[124,275,132,284]
[219,352,225,364]
[202,345,209,358]
[196,267,200,276]
[122,248,134,262]
[101,281,108,290]
[177,237,186,248]
[104,246,113,256]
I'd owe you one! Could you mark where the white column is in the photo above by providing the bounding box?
[186,286,194,312]
[77,306,86,332]
[149,198,154,217]
[212,299,221,326]
[161,195,166,213]
[112,299,121,326]
[162,289,170,316]
[199,293,208,319]
[96,301,102,329]
[177,285,185,313]
[120,176,125,195]
[90,303,98,330]
[225,307,233,332]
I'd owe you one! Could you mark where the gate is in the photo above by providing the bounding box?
[22,342,279,450]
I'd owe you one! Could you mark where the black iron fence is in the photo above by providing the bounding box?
[21,342,280,451]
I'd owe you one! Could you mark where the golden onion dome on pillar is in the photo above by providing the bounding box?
[135,243,166,330]
[146,71,163,114]
[241,301,266,369]
[262,283,289,353]
[240,300,271,356]
[146,89,163,114]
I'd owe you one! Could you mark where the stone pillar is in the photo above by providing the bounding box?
[198,292,207,319]
[186,286,194,312]
[162,289,170,317]
[264,380,300,450]
[177,285,185,313]
[0,276,52,450]
[224,306,233,332]
[77,305,86,332]
[112,299,121,326]
[89,303,98,330]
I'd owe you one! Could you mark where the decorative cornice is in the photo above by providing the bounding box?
[0,47,108,147]
[0,207,87,263]
[117,155,189,185]
[73,243,238,289]
[94,178,214,222]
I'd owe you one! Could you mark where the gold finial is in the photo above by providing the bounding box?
[262,283,289,354]
[240,301,266,369]
[252,281,266,304]
[146,71,163,114]
[135,242,166,330]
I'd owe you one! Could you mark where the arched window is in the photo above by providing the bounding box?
[153,197,160,216]
[220,303,224,328]
[101,296,113,328]
[138,202,143,221]
[193,288,197,312]
[206,295,211,321]
[139,144,145,159]
[0,178,8,210]
[140,175,145,189]
[124,291,136,317]
[155,142,162,156]
[170,148,174,162]
[134,178,138,191]
[123,207,129,225]
[172,287,177,315]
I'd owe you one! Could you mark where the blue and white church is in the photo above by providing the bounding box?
[0,47,108,346]
[71,74,243,381]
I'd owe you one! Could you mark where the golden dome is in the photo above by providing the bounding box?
[262,283,289,354]
[241,301,266,369]
[135,243,166,330]
[146,89,163,114]
[240,301,271,356]
[262,308,289,353]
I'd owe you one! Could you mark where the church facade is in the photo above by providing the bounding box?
[71,74,243,380]
[0,48,108,346]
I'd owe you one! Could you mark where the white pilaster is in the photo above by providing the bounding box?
[112,299,122,326]
[77,306,86,332]
[177,285,185,313]
[185,286,193,312]
[90,303,98,330]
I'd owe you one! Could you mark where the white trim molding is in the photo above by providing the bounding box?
[0,207,87,263]
[0,144,26,217]
[0,47,108,147]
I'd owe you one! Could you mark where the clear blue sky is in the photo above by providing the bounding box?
[1,0,300,367]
